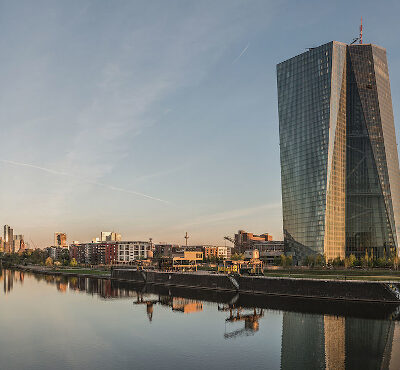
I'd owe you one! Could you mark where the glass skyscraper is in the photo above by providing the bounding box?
[277,41,400,261]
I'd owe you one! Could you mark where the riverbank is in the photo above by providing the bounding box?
[5,267,399,321]
[13,265,400,304]
[17,265,111,279]
[263,268,400,281]
[112,268,400,304]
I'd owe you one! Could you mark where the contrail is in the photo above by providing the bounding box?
[1,159,70,177]
[0,159,171,204]
[232,43,249,64]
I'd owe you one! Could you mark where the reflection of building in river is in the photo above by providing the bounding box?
[324,316,345,369]
[56,282,67,293]
[158,296,203,314]
[170,298,203,314]
[133,294,203,322]
[133,293,158,322]
[66,277,136,299]
[3,270,13,294]
[281,312,326,369]
[345,317,394,370]
[281,312,397,370]
[223,307,264,339]
[0,270,24,294]
[389,324,400,369]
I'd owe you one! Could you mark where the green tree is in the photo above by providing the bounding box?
[231,253,244,261]
[304,255,315,267]
[348,254,356,267]
[285,256,293,267]
[70,258,78,267]
[332,257,344,267]
[315,254,324,267]
[274,255,282,266]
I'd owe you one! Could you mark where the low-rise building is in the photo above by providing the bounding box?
[203,246,217,259]
[105,243,118,264]
[172,250,203,271]
[47,246,69,261]
[235,230,273,251]
[70,241,152,265]
[244,249,260,260]
[117,241,152,263]
[203,246,231,260]
[154,244,181,257]
[68,243,101,265]
[251,241,285,264]
[155,244,204,258]
[69,244,79,261]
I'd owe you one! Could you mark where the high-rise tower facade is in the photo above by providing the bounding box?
[277,41,400,261]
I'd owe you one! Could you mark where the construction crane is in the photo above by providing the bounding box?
[350,17,363,45]
[223,307,264,339]
[30,239,39,250]
[133,292,158,322]
[224,235,242,253]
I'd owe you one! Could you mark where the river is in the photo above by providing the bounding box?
[0,269,399,369]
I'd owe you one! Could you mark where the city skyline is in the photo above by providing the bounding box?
[2,1,400,248]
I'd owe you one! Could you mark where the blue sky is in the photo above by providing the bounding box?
[1,0,400,247]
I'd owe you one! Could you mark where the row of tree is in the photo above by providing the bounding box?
[0,249,72,267]
[273,251,399,269]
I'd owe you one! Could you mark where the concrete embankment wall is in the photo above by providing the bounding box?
[237,276,395,302]
[112,269,235,290]
[111,269,399,303]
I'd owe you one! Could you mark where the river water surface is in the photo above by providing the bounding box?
[1,269,400,370]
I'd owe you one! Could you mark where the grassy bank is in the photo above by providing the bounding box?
[263,268,400,281]
[18,265,111,277]
[52,268,111,276]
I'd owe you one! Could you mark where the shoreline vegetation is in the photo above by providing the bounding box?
[16,265,111,278]
[6,264,400,283]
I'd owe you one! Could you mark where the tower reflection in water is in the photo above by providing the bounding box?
[2,269,400,368]
[0,269,24,294]
[281,311,397,369]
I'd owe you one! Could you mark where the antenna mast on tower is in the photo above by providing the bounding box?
[360,17,363,44]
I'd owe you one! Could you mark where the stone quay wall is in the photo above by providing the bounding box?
[111,269,400,303]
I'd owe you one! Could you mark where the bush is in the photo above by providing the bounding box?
[285,256,293,267]
[279,254,292,267]
[315,254,324,267]
[273,255,282,266]
[231,253,244,261]
[332,257,344,267]
[70,258,78,267]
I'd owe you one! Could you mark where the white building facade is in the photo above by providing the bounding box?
[117,241,152,263]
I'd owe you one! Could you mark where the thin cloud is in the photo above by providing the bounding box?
[133,163,190,183]
[0,159,170,205]
[181,202,281,228]
[232,43,249,64]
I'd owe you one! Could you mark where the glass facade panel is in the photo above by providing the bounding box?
[346,44,400,258]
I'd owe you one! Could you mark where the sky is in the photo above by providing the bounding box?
[1,0,400,247]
